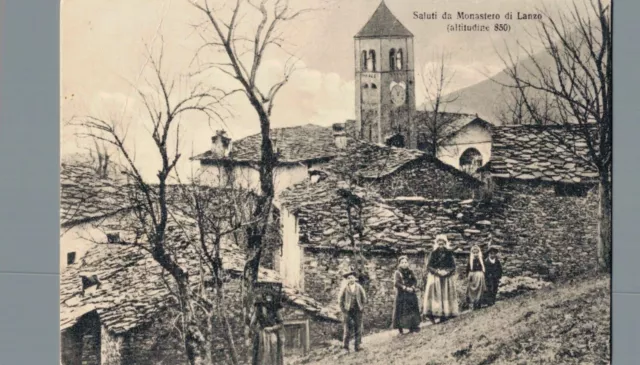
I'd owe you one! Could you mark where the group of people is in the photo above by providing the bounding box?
[339,234,503,351]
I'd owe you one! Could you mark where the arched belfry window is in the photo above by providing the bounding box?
[371,83,377,89]
[367,50,376,71]
[361,50,367,70]
[389,48,396,71]
[395,49,404,70]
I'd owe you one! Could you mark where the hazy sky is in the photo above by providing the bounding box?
[61,0,576,180]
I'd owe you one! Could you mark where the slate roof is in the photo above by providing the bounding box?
[60,163,132,227]
[355,1,413,38]
[485,125,599,184]
[414,112,492,143]
[320,140,425,179]
[278,176,491,252]
[60,185,340,334]
[60,228,340,335]
[191,124,343,164]
[279,178,428,251]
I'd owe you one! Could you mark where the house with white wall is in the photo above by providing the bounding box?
[60,163,132,271]
[191,123,349,195]
[415,113,493,175]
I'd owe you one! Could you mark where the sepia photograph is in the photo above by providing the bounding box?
[60,0,612,364]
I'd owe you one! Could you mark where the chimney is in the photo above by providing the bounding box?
[211,130,232,158]
[332,123,347,149]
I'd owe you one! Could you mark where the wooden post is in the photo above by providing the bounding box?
[304,319,310,355]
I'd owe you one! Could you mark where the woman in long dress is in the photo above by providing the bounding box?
[466,245,487,310]
[422,234,459,324]
[250,291,284,365]
[391,256,421,334]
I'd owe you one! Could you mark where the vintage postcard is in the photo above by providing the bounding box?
[60,0,612,364]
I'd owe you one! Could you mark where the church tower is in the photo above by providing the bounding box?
[354,1,416,148]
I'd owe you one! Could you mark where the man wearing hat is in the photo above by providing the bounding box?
[483,247,503,306]
[338,268,367,352]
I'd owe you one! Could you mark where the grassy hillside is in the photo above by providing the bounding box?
[290,275,610,365]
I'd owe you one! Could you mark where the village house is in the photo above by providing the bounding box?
[60,163,132,271]
[480,124,600,280]
[414,113,493,174]
[59,175,342,365]
[190,124,349,195]
[274,141,492,334]
[60,237,340,365]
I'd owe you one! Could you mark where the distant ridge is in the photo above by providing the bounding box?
[432,48,556,125]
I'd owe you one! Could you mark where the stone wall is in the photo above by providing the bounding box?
[301,249,428,335]
[301,248,481,336]
[491,179,599,281]
[388,198,493,252]
[60,311,101,365]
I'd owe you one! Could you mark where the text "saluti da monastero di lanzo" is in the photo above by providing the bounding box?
[413,11,543,32]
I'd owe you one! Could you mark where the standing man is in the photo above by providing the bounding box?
[484,247,503,306]
[339,269,367,352]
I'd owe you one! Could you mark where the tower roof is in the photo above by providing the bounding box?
[355,1,413,38]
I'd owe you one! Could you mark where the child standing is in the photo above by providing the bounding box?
[339,270,367,352]
[466,245,486,310]
[484,247,503,306]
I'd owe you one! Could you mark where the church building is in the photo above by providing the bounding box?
[354,1,417,149]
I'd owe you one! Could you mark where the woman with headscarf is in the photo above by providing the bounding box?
[249,285,285,365]
[422,234,459,324]
[466,244,487,310]
[391,256,421,334]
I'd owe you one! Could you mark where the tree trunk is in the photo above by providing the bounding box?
[176,280,210,365]
[246,108,276,365]
[215,285,239,365]
[597,173,612,272]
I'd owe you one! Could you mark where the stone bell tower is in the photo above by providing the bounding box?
[354,1,416,148]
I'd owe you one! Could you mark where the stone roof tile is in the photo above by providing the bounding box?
[485,125,598,184]
[191,124,342,164]
[60,198,339,334]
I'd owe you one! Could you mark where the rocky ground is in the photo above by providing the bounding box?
[287,275,611,365]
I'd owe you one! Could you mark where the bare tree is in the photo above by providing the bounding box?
[89,137,112,178]
[78,42,232,365]
[417,52,465,157]
[190,1,323,360]
[173,170,262,365]
[499,0,612,271]
[495,85,558,126]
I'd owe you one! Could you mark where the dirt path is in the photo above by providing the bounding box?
[288,276,610,365]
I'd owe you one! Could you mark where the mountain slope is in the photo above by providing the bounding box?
[438,49,557,125]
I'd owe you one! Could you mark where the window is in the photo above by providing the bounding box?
[283,320,310,356]
[395,49,404,70]
[459,148,483,174]
[389,48,396,71]
[67,252,76,265]
[361,50,367,70]
[554,183,589,197]
[371,83,377,89]
[367,50,376,71]
[362,83,369,89]
[106,232,121,243]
